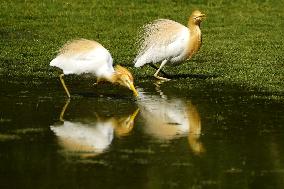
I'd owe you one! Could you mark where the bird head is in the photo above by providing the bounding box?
[113,65,139,97]
[190,10,206,26]
[114,108,140,137]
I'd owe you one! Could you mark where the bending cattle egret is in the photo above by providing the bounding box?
[134,10,206,80]
[50,39,138,97]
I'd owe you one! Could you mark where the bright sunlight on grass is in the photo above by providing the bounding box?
[0,0,283,93]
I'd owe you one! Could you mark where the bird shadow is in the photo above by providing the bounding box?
[148,63,218,80]
[74,92,136,101]
[166,73,218,80]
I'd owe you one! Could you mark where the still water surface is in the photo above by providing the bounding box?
[0,79,283,189]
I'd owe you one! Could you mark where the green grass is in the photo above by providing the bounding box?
[0,0,283,93]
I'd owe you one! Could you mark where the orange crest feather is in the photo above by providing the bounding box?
[114,65,134,82]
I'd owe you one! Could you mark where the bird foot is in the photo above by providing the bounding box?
[154,75,171,81]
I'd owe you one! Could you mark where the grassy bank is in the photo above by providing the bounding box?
[0,0,283,93]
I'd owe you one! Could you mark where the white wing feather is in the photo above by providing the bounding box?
[50,121,114,153]
[134,19,190,67]
[50,42,115,79]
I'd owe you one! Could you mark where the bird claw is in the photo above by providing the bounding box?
[154,75,171,81]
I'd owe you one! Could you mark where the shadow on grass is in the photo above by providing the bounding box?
[75,92,136,100]
[166,73,218,80]
[136,73,219,81]
[148,63,219,80]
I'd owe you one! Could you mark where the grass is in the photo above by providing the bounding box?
[0,0,283,93]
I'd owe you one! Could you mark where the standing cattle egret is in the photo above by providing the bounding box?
[50,39,138,97]
[134,10,206,80]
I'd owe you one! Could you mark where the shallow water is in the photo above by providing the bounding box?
[0,78,284,189]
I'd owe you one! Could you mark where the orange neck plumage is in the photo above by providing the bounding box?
[186,17,202,59]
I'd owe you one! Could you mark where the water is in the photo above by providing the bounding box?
[0,78,283,189]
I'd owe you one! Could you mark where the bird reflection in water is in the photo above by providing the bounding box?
[137,83,204,155]
[50,100,139,158]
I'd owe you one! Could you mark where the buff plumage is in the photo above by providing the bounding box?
[134,10,206,80]
[50,39,138,97]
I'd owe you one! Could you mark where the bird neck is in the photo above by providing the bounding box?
[96,73,117,85]
[188,16,201,29]
[109,73,120,84]
[187,17,200,30]
[189,25,201,39]
[186,20,202,59]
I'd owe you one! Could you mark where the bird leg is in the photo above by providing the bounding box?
[59,74,71,98]
[93,77,108,86]
[96,77,102,85]
[93,77,102,85]
[154,81,167,99]
[59,99,70,122]
[150,63,169,77]
[154,60,170,81]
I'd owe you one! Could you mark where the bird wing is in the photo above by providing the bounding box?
[71,48,115,77]
[51,45,115,77]
[58,39,102,56]
[134,19,189,67]
[50,121,114,153]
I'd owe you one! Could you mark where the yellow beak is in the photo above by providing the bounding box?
[200,13,206,19]
[129,83,139,97]
[130,108,140,121]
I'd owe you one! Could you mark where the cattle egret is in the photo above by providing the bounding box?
[134,10,206,80]
[50,39,138,97]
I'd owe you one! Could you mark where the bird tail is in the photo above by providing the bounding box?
[50,58,58,67]
[134,54,147,67]
[50,56,63,67]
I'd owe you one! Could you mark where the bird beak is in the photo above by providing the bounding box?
[200,14,206,19]
[130,108,140,122]
[129,83,139,97]
[124,108,139,130]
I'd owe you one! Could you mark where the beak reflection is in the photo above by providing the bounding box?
[129,83,139,97]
